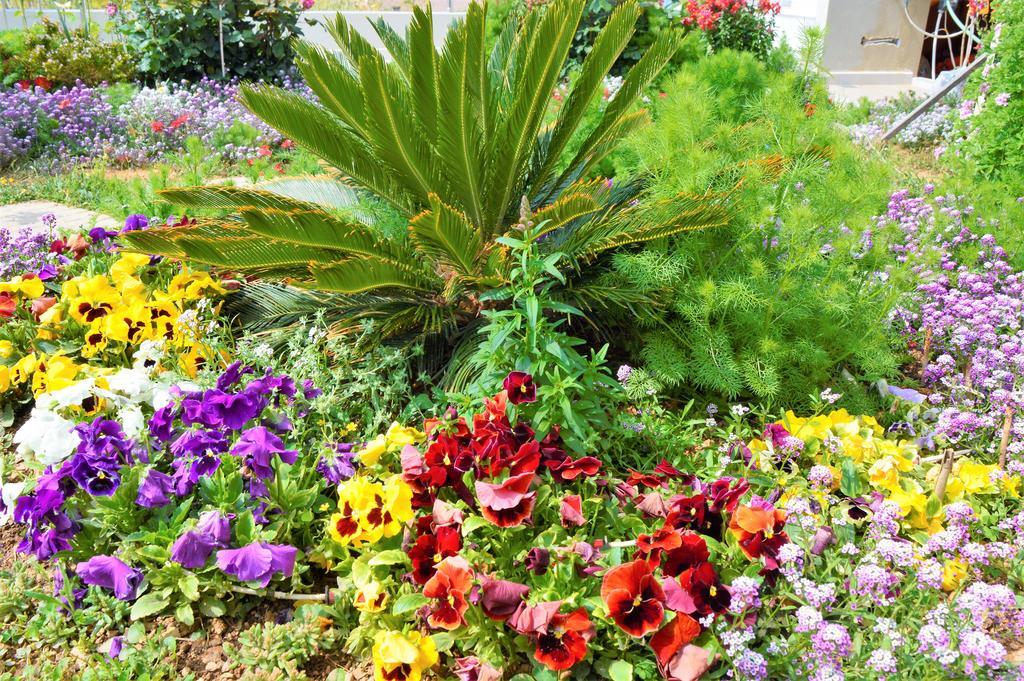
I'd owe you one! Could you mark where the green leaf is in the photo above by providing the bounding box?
[234,510,256,545]
[461,515,489,535]
[130,593,170,621]
[839,457,863,497]
[198,597,227,618]
[175,602,194,627]
[178,574,200,602]
[609,660,634,681]
[368,549,408,566]
[392,593,430,615]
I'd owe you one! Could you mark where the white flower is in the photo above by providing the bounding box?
[14,408,81,467]
[0,480,25,525]
[119,404,146,439]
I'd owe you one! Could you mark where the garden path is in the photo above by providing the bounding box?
[0,200,117,233]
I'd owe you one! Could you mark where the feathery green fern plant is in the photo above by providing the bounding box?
[124,0,730,363]
[604,49,904,409]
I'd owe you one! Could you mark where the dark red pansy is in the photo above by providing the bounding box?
[508,600,563,636]
[600,559,666,637]
[408,525,461,584]
[534,607,594,671]
[475,472,536,528]
[653,459,687,480]
[478,575,530,621]
[668,562,731,616]
[502,371,537,404]
[728,500,790,569]
[422,556,473,631]
[703,476,750,513]
[665,494,711,533]
[661,532,711,578]
[546,454,602,483]
[636,492,670,518]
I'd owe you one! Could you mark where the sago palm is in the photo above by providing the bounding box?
[124,0,730,352]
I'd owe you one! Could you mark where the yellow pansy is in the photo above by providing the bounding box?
[104,302,151,344]
[81,325,109,358]
[1001,475,1021,498]
[0,340,13,358]
[385,422,424,449]
[942,559,969,592]
[166,269,226,301]
[868,457,902,492]
[108,253,151,287]
[372,630,438,681]
[357,435,388,466]
[11,353,37,384]
[36,303,64,341]
[353,581,388,613]
[0,275,44,299]
[31,354,80,396]
[0,365,10,393]
[65,275,119,324]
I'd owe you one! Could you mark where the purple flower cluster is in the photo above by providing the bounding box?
[1,75,314,169]
[886,189,1024,452]
[150,364,301,503]
[0,226,60,279]
[0,82,128,169]
[14,418,135,560]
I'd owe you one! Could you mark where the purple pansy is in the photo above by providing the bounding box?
[75,555,143,600]
[136,470,176,508]
[231,427,298,480]
[216,542,297,587]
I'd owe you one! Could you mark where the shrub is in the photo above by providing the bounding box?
[955,0,1024,195]
[604,50,901,408]
[684,0,780,60]
[113,0,308,82]
[4,20,135,87]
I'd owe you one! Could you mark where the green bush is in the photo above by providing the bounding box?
[2,21,134,87]
[956,0,1024,195]
[113,0,307,82]
[604,50,902,408]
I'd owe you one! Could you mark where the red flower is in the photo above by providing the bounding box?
[546,454,601,483]
[478,575,530,621]
[30,296,57,320]
[0,292,16,318]
[502,371,536,404]
[703,476,749,513]
[508,600,563,635]
[650,614,702,667]
[280,139,295,150]
[475,471,536,528]
[627,469,667,489]
[168,114,189,130]
[475,472,536,528]
[34,76,52,91]
[58,98,70,110]
[661,532,710,578]
[667,562,731,615]
[257,144,272,157]
[150,121,165,133]
[636,526,682,565]
[601,559,666,637]
[728,499,789,567]
[664,494,709,532]
[560,494,585,528]
[408,525,461,584]
[653,459,687,479]
[534,607,594,671]
[16,80,31,91]
[422,556,473,630]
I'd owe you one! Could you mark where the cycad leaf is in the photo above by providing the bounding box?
[408,6,441,145]
[175,236,344,269]
[312,258,437,293]
[370,16,412,74]
[531,0,639,189]
[409,194,483,276]
[239,85,417,212]
[483,0,585,231]
[435,3,488,226]
[293,41,371,138]
[556,28,679,190]
[159,179,358,213]
[121,221,244,258]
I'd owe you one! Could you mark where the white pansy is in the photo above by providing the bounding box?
[14,408,81,467]
[1,480,25,525]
